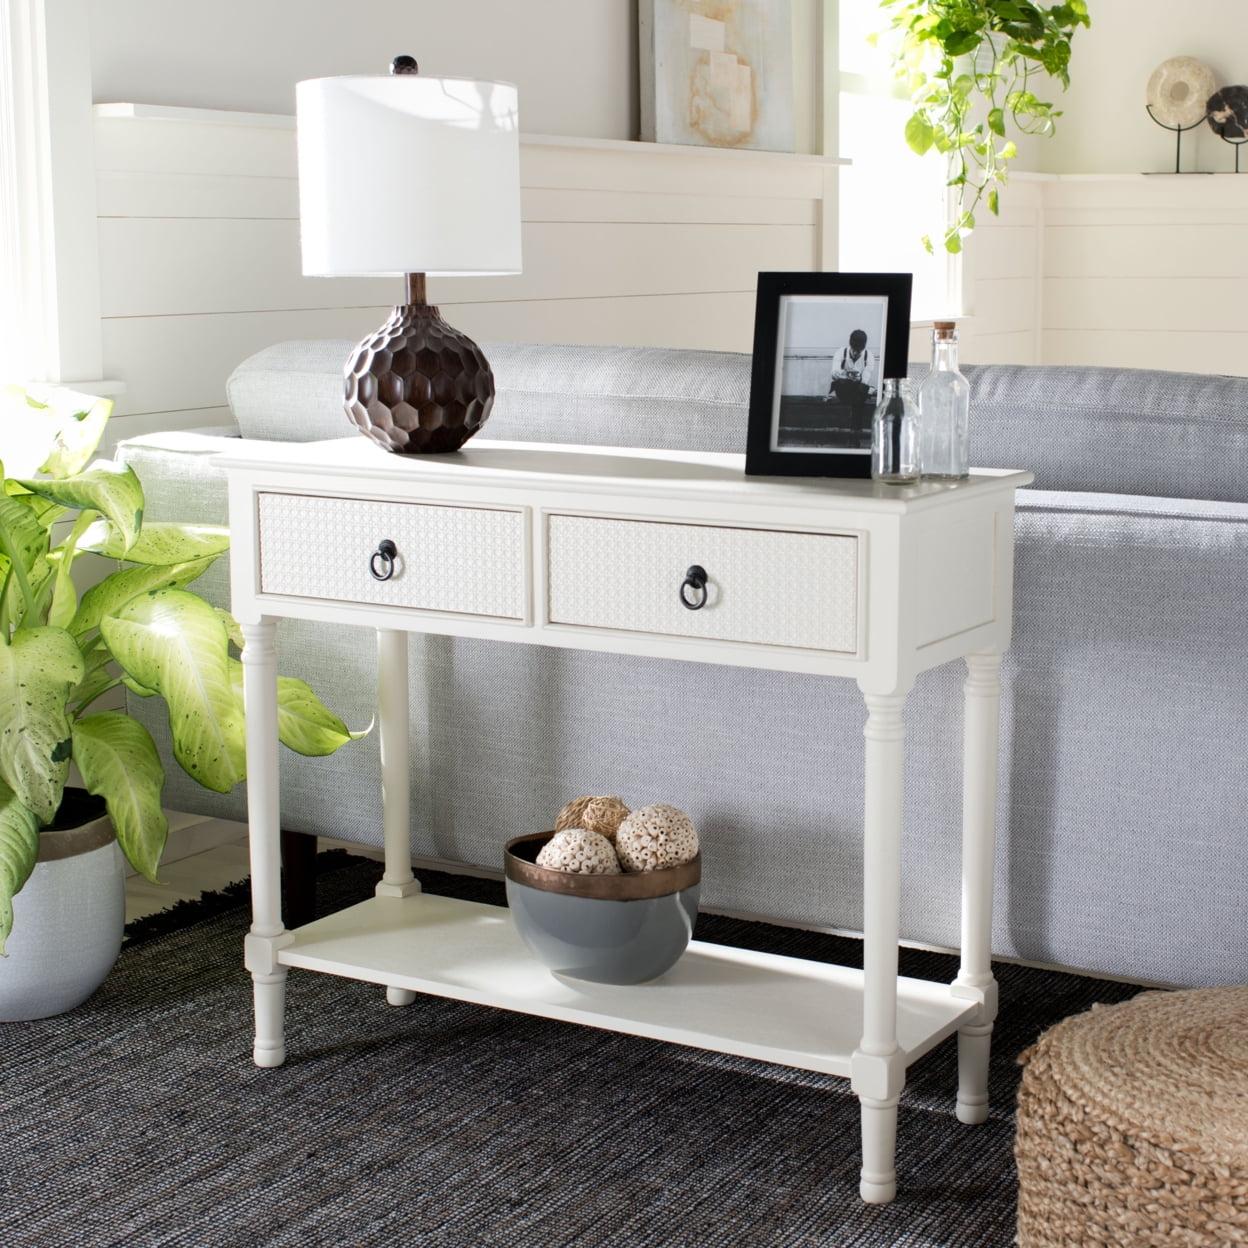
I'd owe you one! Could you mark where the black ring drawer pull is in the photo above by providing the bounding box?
[679,565,709,611]
[370,539,397,582]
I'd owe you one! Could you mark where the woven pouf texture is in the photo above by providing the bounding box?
[1016,986,1248,1247]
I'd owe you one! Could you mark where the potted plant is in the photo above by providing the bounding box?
[0,385,362,1019]
[884,0,1090,252]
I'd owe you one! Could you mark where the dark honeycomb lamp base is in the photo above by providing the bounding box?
[344,301,495,455]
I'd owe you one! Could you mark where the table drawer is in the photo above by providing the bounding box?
[258,492,526,619]
[546,515,858,653]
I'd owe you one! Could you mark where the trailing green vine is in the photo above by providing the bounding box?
[882,0,1090,253]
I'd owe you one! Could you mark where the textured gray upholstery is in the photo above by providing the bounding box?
[119,344,1248,988]
[229,340,1248,502]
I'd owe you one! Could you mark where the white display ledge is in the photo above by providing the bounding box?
[278,894,976,1076]
[92,102,847,166]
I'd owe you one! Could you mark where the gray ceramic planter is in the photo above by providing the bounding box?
[504,832,700,985]
[0,791,124,1022]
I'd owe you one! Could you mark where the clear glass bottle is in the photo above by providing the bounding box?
[918,322,971,480]
[872,379,920,484]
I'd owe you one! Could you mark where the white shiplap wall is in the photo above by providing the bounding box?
[95,104,842,438]
[957,173,1248,376]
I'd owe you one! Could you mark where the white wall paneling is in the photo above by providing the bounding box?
[957,173,1248,377]
[95,105,844,437]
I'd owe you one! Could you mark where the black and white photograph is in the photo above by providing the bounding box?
[773,294,886,453]
[745,272,913,477]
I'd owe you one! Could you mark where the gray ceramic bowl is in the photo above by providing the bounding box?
[504,832,700,985]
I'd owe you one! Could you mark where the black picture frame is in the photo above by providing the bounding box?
[745,271,913,477]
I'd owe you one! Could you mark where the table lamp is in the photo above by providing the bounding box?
[296,57,521,454]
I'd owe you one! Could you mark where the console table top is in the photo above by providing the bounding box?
[215,437,1033,515]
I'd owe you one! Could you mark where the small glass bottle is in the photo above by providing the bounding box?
[872,379,920,484]
[918,321,971,480]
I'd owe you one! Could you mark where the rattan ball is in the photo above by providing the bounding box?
[554,795,630,842]
[535,828,621,874]
[615,804,699,872]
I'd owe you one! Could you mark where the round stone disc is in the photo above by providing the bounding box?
[1208,85,1248,139]
[1146,56,1218,128]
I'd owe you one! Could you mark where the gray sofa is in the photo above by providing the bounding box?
[117,343,1248,988]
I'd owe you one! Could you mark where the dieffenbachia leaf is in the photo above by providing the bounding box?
[0,627,85,822]
[0,778,39,955]
[0,492,51,626]
[0,385,111,480]
[75,519,230,566]
[216,608,244,651]
[100,588,244,793]
[72,711,167,882]
[228,659,366,757]
[69,556,219,639]
[15,461,144,553]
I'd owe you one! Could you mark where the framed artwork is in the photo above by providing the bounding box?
[745,272,914,478]
[639,0,795,153]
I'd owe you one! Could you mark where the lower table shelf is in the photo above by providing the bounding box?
[278,894,976,1077]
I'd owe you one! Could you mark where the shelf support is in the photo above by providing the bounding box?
[852,684,909,1204]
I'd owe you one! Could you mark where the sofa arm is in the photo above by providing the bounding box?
[1003,487,1248,982]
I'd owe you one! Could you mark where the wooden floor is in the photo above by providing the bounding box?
[124,816,384,923]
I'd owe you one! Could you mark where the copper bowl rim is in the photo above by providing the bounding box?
[504,831,701,901]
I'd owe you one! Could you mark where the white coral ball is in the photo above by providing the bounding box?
[536,828,621,874]
[615,804,699,872]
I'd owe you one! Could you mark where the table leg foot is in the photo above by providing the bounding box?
[386,986,417,1007]
[956,1020,993,1124]
[252,969,287,1068]
[859,1095,899,1204]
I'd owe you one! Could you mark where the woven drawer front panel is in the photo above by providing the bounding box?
[547,515,858,652]
[258,493,526,619]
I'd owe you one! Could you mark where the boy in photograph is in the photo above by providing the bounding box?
[826,329,877,405]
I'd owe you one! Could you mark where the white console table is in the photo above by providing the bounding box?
[218,437,1031,1205]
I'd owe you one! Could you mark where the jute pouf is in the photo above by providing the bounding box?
[1016,987,1248,1247]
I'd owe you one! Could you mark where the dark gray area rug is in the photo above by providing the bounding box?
[0,853,1139,1248]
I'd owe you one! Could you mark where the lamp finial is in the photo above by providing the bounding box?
[390,54,419,75]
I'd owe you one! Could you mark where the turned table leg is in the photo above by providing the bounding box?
[375,628,419,1007]
[241,619,290,1068]
[953,652,1003,1125]
[852,685,909,1205]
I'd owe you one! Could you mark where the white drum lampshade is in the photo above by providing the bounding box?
[295,59,522,455]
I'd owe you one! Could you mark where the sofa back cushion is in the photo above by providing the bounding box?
[227,340,1248,502]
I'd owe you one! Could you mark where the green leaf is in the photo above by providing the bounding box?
[0,778,39,955]
[100,589,244,793]
[987,106,1006,137]
[15,462,145,553]
[122,674,157,698]
[0,492,51,625]
[0,386,112,480]
[216,608,245,651]
[987,188,1000,215]
[945,232,964,254]
[904,112,935,155]
[72,712,167,882]
[76,520,230,566]
[0,627,85,822]
[69,556,219,639]
[229,659,366,757]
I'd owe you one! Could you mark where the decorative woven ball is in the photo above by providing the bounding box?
[555,795,630,842]
[615,804,699,872]
[1016,986,1248,1247]
[535,828,621,875]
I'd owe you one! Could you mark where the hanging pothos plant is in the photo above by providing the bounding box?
[882,0,1090,253]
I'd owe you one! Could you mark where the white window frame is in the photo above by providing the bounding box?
[0,0,116,389]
